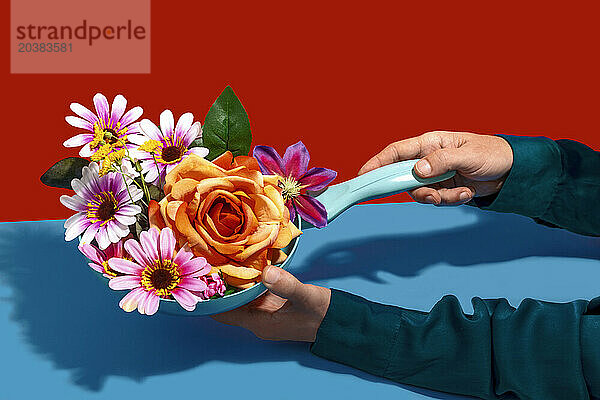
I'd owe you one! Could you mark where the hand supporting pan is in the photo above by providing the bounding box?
[137,159,455,316]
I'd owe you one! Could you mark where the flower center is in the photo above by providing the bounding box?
[90,120,128,151]
[141,259,181,296]
[161,145,184,163]
[87,192,119,225]
[278,176,303,201]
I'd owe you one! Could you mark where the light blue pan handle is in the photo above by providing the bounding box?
[310,159,455,226]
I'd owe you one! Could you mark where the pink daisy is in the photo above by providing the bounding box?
[129,110,209,187]
[107,228,211,315]
[63,93,143,158]
[78,240,129,279]
[193,272,227,300]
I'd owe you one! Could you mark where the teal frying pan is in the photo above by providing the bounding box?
[151,159,455,316]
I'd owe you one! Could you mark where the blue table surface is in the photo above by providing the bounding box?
[1,203,599,400]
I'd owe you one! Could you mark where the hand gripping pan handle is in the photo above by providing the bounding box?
[308,159,456,227]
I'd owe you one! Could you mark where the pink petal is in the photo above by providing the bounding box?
[79,243,104,264]
[283,141,310,179]
[139,119,163,141]
[188,146,209,158]
[175,112,194,136]
[160,110,174,136]
[144,291,160,315]
[63,133,94,148]
[93,93,110,124]
[64,215,90,241]
[108,258,144,275]
[137,290,154,314]
[70,102,99,124]
[252,145,285,176]
[139,230,159,262]
[119,287,146,312]
[96,228,111,250]
[109,275,141,290]
[295,195,328,228]
[182,121,201,147]
[179,277,208,292]
[88,262,105,273]
[79,143,95,157]
[180,257,209,276]
[171,288,198,311]
[120,106,143,127]
[124,239,151,266]
[65,116,93,131]
[299,167,337,191]
[159,228,176,261]
[173,245,194,267]
[111,95,127,125]
[80,222,100,244]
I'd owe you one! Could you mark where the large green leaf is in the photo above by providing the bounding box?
[202,86,252,160]
[40,157,89,189]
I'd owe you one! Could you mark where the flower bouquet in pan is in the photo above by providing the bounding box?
[41,86,336,316]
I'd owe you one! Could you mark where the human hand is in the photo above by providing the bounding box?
[358,131,513,205]
[211,266,331,342]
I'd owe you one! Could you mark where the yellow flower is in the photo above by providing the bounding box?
[138,140,162,154]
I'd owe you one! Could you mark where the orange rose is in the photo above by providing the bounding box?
[148,151,302,288]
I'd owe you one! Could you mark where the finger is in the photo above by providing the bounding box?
[262,266,312,304]
[358,137,422,175]
[414,148,476,179]
[408,187,441,205]
[211,305,254,327]
[436,187,475,205]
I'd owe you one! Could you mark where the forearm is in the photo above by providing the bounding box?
[474,135,600,236]
[311,289,598,399]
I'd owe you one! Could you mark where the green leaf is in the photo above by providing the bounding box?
[40,157,89,189]
[189,137,203,149]
[202,86,252,160]
[147,184,164,202]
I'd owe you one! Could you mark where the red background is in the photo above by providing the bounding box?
[3,1,599,222]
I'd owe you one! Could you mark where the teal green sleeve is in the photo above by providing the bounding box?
[474,135,600,236]
[311,290,600,399]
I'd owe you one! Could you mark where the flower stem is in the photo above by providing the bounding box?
[151,153,163,189]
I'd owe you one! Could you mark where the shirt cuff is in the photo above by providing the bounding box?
[310,289,403,377]
[476,134,563,218]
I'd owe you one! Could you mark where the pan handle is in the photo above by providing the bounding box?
[307,159,455,228]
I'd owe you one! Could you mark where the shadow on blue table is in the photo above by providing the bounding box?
[296,207,600,283]
[0,207,597,398]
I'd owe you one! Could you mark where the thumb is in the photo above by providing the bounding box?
[415,147,474,178]
[262,266,310,302]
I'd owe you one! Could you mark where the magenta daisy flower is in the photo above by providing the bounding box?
[253,141,337,228]
[78,240,130,279]
[107,228,211,315]
[63,93,143,158]
[129,110,209,187]
[60,162,143,250]
[193,272,227,300]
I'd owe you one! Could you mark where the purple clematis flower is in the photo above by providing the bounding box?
[253,141,336,228]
